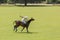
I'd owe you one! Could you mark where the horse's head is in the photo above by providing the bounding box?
[26,17,35,24]
[31,17,35,21]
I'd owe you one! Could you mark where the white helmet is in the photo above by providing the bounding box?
[24,16,28,18]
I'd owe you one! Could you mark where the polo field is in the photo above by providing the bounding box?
[0,6,60,40]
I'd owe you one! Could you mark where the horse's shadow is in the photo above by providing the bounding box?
[16,32,38,34]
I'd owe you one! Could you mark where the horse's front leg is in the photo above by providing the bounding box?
[26,27,29,32]
[21,27,25,32]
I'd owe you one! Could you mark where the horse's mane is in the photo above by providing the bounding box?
[26,18,34,24]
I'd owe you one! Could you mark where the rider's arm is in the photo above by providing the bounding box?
[20,16,24,18]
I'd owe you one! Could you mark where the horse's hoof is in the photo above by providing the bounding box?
[27,31,29,33]
[21,31,22,32]
[15,31,17,32]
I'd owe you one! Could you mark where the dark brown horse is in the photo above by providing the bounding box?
[13,18,34,32]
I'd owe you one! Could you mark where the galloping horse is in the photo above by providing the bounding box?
[13,18,34,32]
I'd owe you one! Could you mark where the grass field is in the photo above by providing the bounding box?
[0,6,60,40]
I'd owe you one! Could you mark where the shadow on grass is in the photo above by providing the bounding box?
[15,5,50,7]
[16,32,38,34]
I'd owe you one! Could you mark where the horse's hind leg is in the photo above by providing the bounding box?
[14,25,18,32]
[21,27,25,32]
[14,25,16,31]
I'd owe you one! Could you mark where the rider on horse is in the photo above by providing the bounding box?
[20,16,28,24]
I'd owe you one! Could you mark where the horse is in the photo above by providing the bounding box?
[13,18,34,32]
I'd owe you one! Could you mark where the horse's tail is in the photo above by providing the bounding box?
[13,21,16,25]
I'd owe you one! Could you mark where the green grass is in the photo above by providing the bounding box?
[0,6,60,40]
